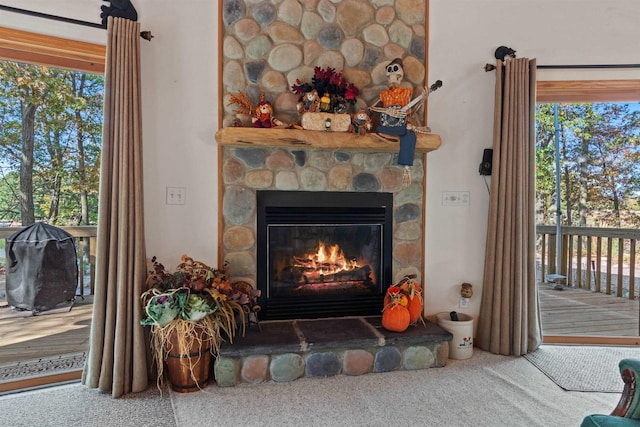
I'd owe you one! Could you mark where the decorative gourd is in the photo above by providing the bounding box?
[404,281,423,324]
[382,303,410,332]
[383,285,401,307]
[385,277,424,325]
[382,285,410,332]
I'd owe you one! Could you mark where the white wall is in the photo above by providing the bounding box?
[4,0,640,323]
[135,1,219,267]
[427,0,640,322]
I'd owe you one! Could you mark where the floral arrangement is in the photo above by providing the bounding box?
[141,255,260,387]
[291,66,359,113]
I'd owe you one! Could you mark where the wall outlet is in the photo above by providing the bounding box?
[166,187,186,205]
[459,298,470,309]
[442,191,470,206]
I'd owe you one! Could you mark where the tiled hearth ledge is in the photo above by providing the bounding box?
[214,316,453,387]
[215,127,442,153]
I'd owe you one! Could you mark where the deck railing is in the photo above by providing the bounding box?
[3,224,635,302]
[0,225,97,297]
[537,225,640,301]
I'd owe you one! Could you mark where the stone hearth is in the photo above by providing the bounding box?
[214,316,452,386]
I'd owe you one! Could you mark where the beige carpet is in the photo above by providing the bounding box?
[524,345,639,392]
[0,349,624,427]
[0,382,174,427]
[170,349,619,427]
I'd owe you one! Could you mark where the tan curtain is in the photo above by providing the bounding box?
[476,58,542,356]
[82,16,148,397]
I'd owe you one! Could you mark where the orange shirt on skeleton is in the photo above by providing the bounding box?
[380,87,413,107]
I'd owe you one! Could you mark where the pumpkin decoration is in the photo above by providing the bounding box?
[383,285,400,307]
[383,275,424,327]
[397,275,424,324]
[382,301,410,332]
[381,285,411,332]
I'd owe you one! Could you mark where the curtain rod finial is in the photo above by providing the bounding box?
[484,63,496,72]
[495,46,516,61]
[140,31,154,41]
[100,1,138,28]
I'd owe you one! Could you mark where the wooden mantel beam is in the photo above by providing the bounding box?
[215,127,442,153]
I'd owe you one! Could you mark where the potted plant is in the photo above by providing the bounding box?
[141,255,260,392]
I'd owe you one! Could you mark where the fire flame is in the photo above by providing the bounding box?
[295,241,359,277]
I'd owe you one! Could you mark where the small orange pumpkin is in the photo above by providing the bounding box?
[383,285,401,307]
[403,282,423,324]
[382,303,410,332]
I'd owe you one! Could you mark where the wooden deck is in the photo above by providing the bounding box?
[0,287,637,380]
[538,284,639,337]
[0,296,93,366]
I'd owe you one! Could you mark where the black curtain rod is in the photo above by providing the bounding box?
[488,47,640,71]
[0,5,104,29]
[485,62,640,72]
[0,4,153,40]
[537,64,640,70]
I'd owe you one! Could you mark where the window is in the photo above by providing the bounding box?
[0,26,105,74]
[0,27,105,390]
[0,27,105,225]
[536,78,640,344]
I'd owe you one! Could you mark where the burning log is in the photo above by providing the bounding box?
[298,264,371,285]
[277,240,375,288]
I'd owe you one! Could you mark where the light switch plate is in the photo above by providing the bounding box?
[166,187,186,205]
[442,191,470,206]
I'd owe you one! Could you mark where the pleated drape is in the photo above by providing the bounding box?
[82,16,148,397]
[476,58,542,356]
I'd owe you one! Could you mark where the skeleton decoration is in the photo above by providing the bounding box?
[386,58,404,87]
[370,57,443,186]
[372,58,417,185]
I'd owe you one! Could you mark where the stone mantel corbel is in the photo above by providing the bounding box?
[215,127,441,153]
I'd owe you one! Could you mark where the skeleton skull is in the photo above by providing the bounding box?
[386,58,404,87]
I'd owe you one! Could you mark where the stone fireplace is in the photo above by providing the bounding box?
[212,1,451,387]
[213,127,447,388]
[217,127,439,321]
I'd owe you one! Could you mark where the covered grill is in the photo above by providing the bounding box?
[5,222,78,312]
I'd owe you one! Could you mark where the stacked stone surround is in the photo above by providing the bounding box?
[221,146,426,285]
[221,0,427,126]
[213,317,452,387]
[218,1,438,387]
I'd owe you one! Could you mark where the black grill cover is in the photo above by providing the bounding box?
[6,222,78,311]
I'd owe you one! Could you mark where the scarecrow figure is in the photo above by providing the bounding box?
[252,94,284,128]
[350,110,372,136]
[227,91,287,128]
[297,89,320,114]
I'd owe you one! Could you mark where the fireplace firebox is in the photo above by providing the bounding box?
[257,191,393,320]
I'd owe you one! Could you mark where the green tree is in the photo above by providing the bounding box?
[536,102,640,228]
[588,104,640,226]
[0,60,103,226]
[535,104,558,224]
